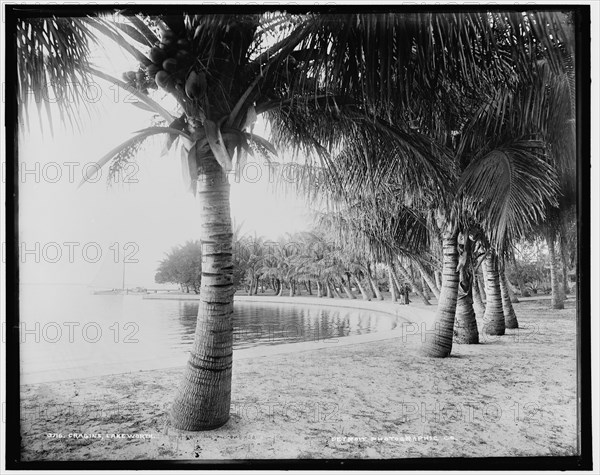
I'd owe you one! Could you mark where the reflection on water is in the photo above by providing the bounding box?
[174,301,395,349]
[19,285,401,382]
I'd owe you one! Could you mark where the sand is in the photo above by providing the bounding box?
[19,298,579,460]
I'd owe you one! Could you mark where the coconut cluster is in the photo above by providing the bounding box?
[140,28,205,101]
[121,68,155,94]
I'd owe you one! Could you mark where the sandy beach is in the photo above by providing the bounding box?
[19,297,578,461]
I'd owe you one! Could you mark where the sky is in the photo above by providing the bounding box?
[15,35,313,288]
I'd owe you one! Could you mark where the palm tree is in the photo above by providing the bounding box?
[14,7,572,429]
[310,28,571,356]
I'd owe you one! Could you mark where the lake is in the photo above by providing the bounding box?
[17,284,403,383]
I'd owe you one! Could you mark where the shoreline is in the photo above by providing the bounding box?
[21,297,436,385]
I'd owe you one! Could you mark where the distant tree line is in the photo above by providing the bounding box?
[155,241,203,293]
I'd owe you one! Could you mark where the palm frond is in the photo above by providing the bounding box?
[458,140,560,256]
[78,126,192,187]
[16,16,97,130]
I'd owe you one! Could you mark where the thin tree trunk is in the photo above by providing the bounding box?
[390,265,404,303]
[326,281,334,298]
[482,251,505,336]
[171,153,234,431]
[454,277,479,344]
[421,229,459,357]
[353,275,371,301]
[434,270,442,293]
[421,276,431,300]
[316,280,323,298]
[558,224,570,295]
[396,260,430,305]
[499,269,519,328]
[414,260,440,298]
[507,278,520,303]
[366,263,378,299]
[368,274,384,300]
[547,232,565,309]
[387,263,399,302]
[472,278,486,320]
[289,279,294,297]
[341,278,357,299]
[278,280,284,296]
[478,270,487,301]
[307,281,312,295]
[253,276,259,295]
[331,280,343,299]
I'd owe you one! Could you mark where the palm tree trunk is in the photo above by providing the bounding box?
[171,153,233,431]
[472,278,486,319]
[331,280,343,299]
[390,265,404,303]
[482,251,505,336]
[434,270,442,293]
[421,276,431,300]
[454,277,479,344]
[396,260,430,305]
[387,263,398,302]
[507,279,520,303]
[453,237,479,344]
[326,281,334,298]
[278,280,284,296]
[499,269,519,329]
[558,226,570,295]
[478,269,487,301]
[353,275,371,301]
[414,260,440,298]
[316,280,323,298]
[341,278,357,299]
[421,229,459,357]
[253,277,259,295]
[546,232,565,309]
[368,274,384,300]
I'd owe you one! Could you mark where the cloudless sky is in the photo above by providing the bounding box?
[16,30,313,287]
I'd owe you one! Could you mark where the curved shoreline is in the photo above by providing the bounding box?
[145,293,437,325]
[22,297,436,384]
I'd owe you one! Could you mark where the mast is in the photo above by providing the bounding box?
[122,261,126,292]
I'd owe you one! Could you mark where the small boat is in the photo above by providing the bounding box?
[92,288,127,295]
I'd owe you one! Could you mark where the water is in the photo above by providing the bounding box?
[17,284,402,383]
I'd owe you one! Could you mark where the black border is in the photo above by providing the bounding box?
[4,3,593,471]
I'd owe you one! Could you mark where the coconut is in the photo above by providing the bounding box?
[155,70,173,90]
[162,58,178,73]
[147,64,161,77]
[149,46,166,65]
